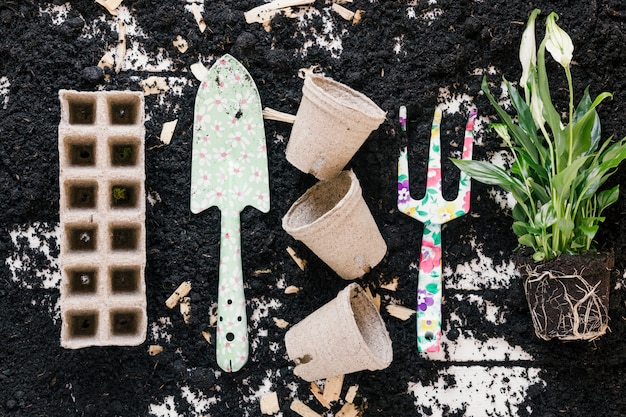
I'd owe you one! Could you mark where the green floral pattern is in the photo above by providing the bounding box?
[190,55,270,372]
[398,107,476,352]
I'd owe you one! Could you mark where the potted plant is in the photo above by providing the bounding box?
[453,9,626,341]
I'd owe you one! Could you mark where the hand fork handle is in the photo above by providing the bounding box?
[416,222,443,352]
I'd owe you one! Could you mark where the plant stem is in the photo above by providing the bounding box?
[539,123,556,178]
[566,66,574,165]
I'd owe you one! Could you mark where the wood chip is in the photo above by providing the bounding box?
[191,3,206,33]
[160,119,178,144]
[140,76,169,96]
[353,9,364,25]
[209,310,218,326]
[260,391,280,415]
[180,296,191,324]
[190,61,209,81]
[332,3,355,21]
[290,400,322,417]
[272,317,290,329]
[165,281,192,309]
[386,304,416,321]
[96,0,123,15]
[309,382,331,409]
[322,374,344,403]
[148,344,163,356]
[364,287,381,311]
[115,21,126,73]
[98,52,114,71]
[263,107,296,123]
[284,285,300,294]
[98,52,114,81]
[201,330,212,345]
[287,246,307,271]
[244,0,315,24]
[172,35,188,53]
[379,276,399,291]
[344,384,359,403]
[336,402,360,417]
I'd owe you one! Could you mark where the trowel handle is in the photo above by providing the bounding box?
[416,222,443,353]
[216,210,248,372]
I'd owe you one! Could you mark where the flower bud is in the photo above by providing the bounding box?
[519,9,540,102]
[545,12,574,68]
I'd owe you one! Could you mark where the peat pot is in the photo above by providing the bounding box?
[284,283,393,381]
[282,170,387,280]
[285,73,386,180]
[519,251,614,341]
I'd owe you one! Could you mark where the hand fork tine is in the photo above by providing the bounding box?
[397,107,477,352]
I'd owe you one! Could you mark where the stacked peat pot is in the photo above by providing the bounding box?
[453,10,626,341]
[281,73,393,381]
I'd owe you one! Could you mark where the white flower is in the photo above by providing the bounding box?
[205,94,226,113]
[230,182,251,202]
[229,162,244,178]
[235,91,254,110]
[193,112,211,132]
[214,187,225,201]
[519,9,540,102]
[193,147,210,166]
[196,168,212,186]
[229,131,250,148]
[248,168,266,184]
[545,12,573,68]
[213,146,229,161]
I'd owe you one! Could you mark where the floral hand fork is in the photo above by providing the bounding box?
[397,107,477,352]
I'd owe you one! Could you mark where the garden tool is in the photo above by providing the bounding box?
[397,107,476,352]
[190,54,270,372]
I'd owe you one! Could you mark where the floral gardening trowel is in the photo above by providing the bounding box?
[190,55,270,372]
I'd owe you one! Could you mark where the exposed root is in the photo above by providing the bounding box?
[523,266,609,341]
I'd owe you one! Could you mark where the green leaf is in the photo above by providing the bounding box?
[512,202,531,222]
[579,142,626,200]
[507,143,550,187]
[550,155,590,199]
[555,217,575,240]
[568,91,612,159]
[532,251,546,262]
[535,203,557,228]
[512,221,530,237]
[518,234,537,249]
[578,224,599,240]
[596,186,619,212]
[529,178,550,204]
[506,79,539,145]
[481,77,539,164]
[570,237,586,249]
[451,159,530,205]
[491,123,512,144]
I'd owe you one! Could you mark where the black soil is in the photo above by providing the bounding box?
[2,1,626,416]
